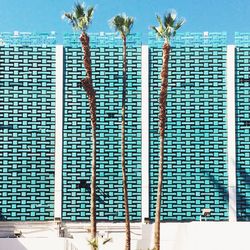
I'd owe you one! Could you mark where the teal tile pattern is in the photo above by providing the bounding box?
[235,46,250,221]
[235,33,250,46]
[149,45,228,221]
[62,45,141,221]
[0,45,56,221]
[63,33,141,47]
[148,32,227,47]
[0,32,56,46]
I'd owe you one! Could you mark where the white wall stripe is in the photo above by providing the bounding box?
[141,45,149,222]
[227,45,237,222]
[54,45,64,220]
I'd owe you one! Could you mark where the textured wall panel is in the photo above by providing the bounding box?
[63,33,141,47]
[0,32,56,46]
[148,32,227,47]
[235,46,250,221]
[235,33,250,46]
[0,45,56,221]
[62,45,141,221]
[149,45,228,221]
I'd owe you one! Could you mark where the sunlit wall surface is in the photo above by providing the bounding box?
[235,33,250,221]
[1,32,250,222]
[62,34,142,221]
[148,33,228,221]
[0,35,56,220]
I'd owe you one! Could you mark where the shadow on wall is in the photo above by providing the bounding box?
[0,209,7,221]
[206,162,250,221]
[235,166,250,220]
[77,179,110,205]
[202,169,229,220]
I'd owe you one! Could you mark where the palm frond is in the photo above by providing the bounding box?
[109,13,134,37]
[64,12,74,21]
[152,15,166,39]
[88,238,98,248]
[175,18,185,31]
[164,12,173,28]
[63,2,94,32]
[152,10,185,41]
[124,17,134,35]
[102,237,112,245]
[156,15,163,29]
[86,6,94,23]
[74,2,85,19]
[110,15,124,32]
[64,13,77,29]
[151,26,162,38]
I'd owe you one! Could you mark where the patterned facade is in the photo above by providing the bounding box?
[62,35,142,221]
[0,45,56,220]
[148,43,228,221]
[0,32,250,222]
[235,43,250,221]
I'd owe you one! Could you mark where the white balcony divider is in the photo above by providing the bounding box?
[141,45,150,222]
[54,45,64,220]
[227,45,237,222]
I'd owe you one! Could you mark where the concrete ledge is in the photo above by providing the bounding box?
[1,221,250,250]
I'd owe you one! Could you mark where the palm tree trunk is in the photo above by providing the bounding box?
[154,42,170,250]
[80,32,97,249]
[121,36,131,250]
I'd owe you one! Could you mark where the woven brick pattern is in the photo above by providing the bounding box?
[62,45,142,221]
[149,45,228,221]
[148,32,227,47]
[63,33,141,47]
[235,46,250,220]
[0,46,56,221]
[235,33,250,46]
[0,32,56,46]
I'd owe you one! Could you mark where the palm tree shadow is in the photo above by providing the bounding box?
[200,168,229,219]
[0,208,7,221]
[235,166,250,220]
[202,166,250,221]
[77,180,109,204]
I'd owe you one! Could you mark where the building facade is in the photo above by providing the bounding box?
[0,31,249,222]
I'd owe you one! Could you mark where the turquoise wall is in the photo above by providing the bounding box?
[235,45,250,221]
[0,45,56,220]
[1,32,250,222]
[149,45,228,221]
[62,42,142,221]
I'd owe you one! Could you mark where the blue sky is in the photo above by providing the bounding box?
[0,0,249,43]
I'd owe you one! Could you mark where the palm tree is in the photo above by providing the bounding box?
[109,14,134,250]
[64,2,97,249]
[151,11,185,250]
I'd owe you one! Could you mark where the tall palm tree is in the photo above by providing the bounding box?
[109,14,134,250]
[64,2,97,249]
[151,11,185,250]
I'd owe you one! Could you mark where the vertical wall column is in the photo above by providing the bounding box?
[141,45,149,221]
[227,45,237,222]
[54,45,64,219]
